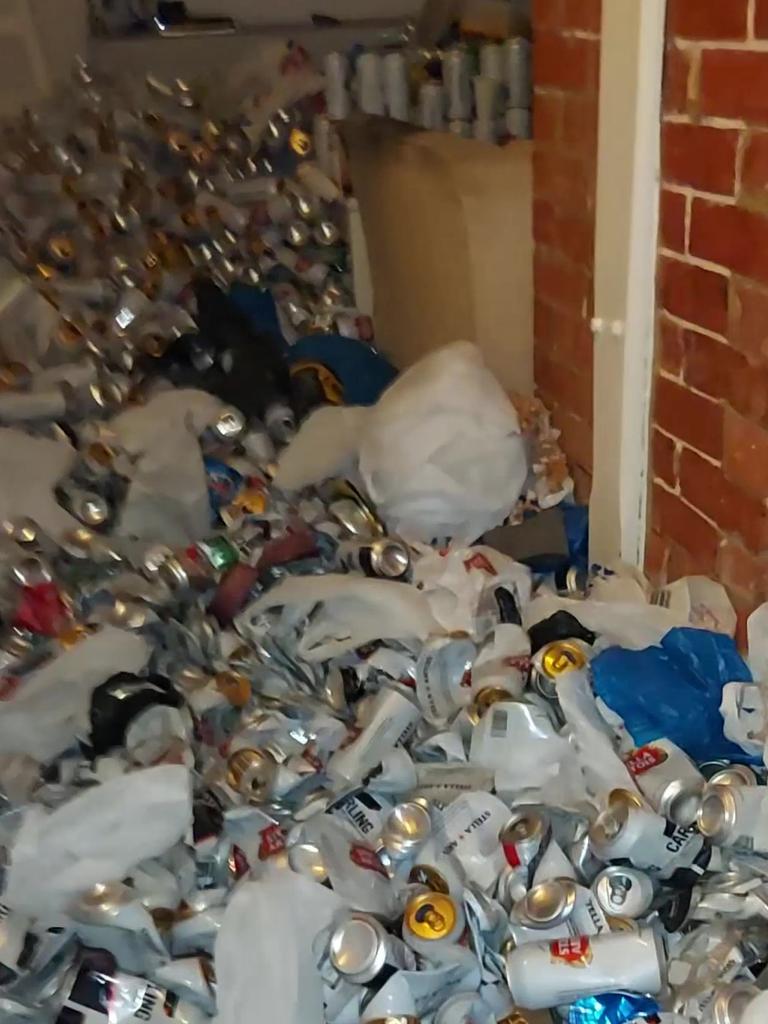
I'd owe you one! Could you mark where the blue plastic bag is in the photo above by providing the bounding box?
[592,627,757,764]
[569,993,660,1024]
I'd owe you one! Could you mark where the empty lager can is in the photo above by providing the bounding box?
[624,738,705,826]
[589,795,704,877]
[504,38,532,108]
[697,784,768,853]
[339,538,411,581]
[504,927,666,1011]
[443,49,472,121]
[380,801,432,861]
[530,639,589,701]
[419,82,445,131]
[592,865,655,919]
[324,52,350,121]
[499,810,547,869]
[705,764,759,788]
[329,912,416,984]
[402,891,466,958]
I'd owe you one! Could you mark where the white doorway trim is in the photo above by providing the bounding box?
[589,0,667,568]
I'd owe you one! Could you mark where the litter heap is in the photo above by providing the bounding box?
[0,50,767,1024]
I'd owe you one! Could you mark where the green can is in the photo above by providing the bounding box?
[196,535,240,574]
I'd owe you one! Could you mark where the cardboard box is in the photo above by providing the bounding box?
[343,119,533,393]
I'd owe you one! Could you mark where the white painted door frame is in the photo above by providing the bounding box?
[589,0,668,568]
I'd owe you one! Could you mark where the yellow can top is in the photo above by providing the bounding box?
[539,640,587,678]
[404,892,457,941]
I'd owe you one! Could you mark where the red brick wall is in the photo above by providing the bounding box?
[649,0,768,638]
[531,0,602,498]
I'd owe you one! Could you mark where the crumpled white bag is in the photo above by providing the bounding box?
[0,428,80,539]
[275,342,527,543]
[413,544,532,636]
[3,764,192,916]
[214,868,346,1024]
[358,343,526,541]
[248,574,440,661]
[110,388,222,545]
[0,626,150,761]
[720,681,768,760]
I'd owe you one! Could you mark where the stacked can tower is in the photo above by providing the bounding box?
[323,41,533,143]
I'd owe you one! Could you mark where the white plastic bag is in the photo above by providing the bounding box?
[275,342,528,543]
[247,574,439,661]
[358,343,527,542]
[111,388,223,545]
[0,626,150,761]
[4,764,192,916]
[214,868,347,1024]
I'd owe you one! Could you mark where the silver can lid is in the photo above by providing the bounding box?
[590,801,629,847]
[74,492,110,527]
[287,839,328,883]
[593,865,654,918]
[382,801,432,857]
[707,765,758,788]
[500,810,546,846]
[329,914,385,978]
[698,787,737,842]
[513,878,576,928]
[661,777,704,827]
[369,539,411,579]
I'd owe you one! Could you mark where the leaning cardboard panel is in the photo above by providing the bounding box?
[343,119,533,393]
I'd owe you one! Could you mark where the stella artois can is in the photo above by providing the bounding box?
[624,738,705,826]
[504,927,666,1010]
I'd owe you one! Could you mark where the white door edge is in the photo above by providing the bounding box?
[590,0,667,568]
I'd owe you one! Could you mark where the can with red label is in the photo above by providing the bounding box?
[504,927,666,1010]
[624,738,705,827]
[499,810,548,870]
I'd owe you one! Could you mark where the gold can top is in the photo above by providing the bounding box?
[404,891,457,941]
[538,640,588,679]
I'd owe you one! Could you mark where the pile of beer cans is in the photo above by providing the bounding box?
[325,41,532,142]
[0,49,765,1024]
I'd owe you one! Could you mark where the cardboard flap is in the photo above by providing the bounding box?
[343,118,533,392]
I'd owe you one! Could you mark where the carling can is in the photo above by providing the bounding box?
[504,927,666,1011]
[589,795,705,879]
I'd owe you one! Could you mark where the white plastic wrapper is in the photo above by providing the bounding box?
[0,428,80,539]
[4,764,192,915]
[275,342,528,543]
[247,574,439,661]
[720,681,768,759]
[214,868,347,1024]
[431,792,511,892]
[557,668,638,804]
[111,388,223,545]
[414,545,532,637]
[748,602,768,683]
[0,626,150,761]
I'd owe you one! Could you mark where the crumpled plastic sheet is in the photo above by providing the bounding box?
[3,764,192,916]
[568,993,660,1024]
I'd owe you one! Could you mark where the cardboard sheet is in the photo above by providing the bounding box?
[343,119,533,392]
